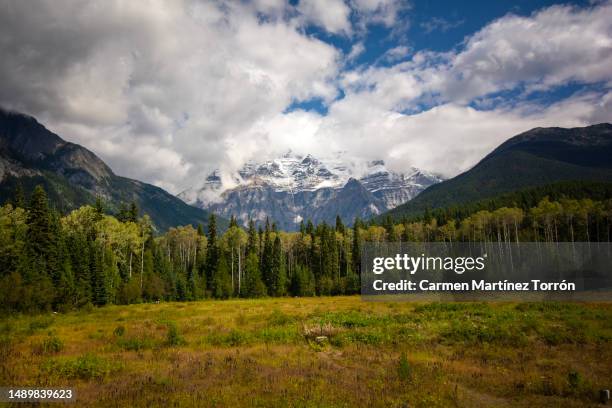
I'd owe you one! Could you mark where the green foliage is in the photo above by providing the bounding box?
[165,321,185,346]
[28,316,54,332]
[117,336,156,351]
[33,335,64,355]
[113,325,126,337]
[397,352,411,382]
[212,255,232,299]
[268,309,295,326]
[290,265,315,296]
[43,354,120,380]
[1,182,611,313]
[243,252,267,298]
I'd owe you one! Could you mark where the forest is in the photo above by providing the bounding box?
[1,183,612,312]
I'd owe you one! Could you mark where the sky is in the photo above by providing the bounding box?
[0,0,611,194]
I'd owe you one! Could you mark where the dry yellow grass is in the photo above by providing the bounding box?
[1,296,611,407]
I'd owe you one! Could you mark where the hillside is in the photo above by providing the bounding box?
[0,109,220,231]
[384,123,612,220]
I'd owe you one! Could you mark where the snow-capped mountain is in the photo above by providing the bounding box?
[179,153,442,230]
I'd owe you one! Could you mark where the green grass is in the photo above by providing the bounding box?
[1,297,610,407]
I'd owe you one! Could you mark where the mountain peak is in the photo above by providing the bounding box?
[179,152,442,230]
[384,123,612,220]
[0,109,218,231]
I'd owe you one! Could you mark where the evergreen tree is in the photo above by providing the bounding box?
[175,273,187,301]
[212,255,232,298]
[128,201,139,222]
[261,218,273,290]
[290,264,315,296]
[26,185,54,260]
[246,219,258,255]
[94,196,104,219]
[205,213,219,288]
[92,246,109,306]
[306,220,314,236]
[351,220,362,277]
[269,235,286,296]
[12,182,26,208]
[335,215,345,234]
[117,202,130,222]
[66,233,92,306]
[243,252,266,297]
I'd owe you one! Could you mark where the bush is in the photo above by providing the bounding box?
[117,337,155,351]
[113,325,126,337]
[43,354,118,380]
[398,352,411,382]
[268,309,295,326]
[36,335,64,354]
[165,322,185,346]
[206,329,251,347]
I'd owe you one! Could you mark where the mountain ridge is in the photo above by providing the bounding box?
[382,123,612,220]
[180,152,442,230]
[0,108,220,231]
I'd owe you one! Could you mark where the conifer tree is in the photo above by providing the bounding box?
[92,246,108,306]
[243,252,266,297]
[128,201,139,222]
[269,235,286,296]
[26,185,54,260]
[94,196,104,220]
[335,215,345,234]
[117,202,130,222]
[205,213,219,288]
[261,218,273,290]
[12,183,25,208]
[246,219,258,256]
[352,219,362,277]
[212,255,232,298]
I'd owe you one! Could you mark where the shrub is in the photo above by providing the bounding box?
[36,335,64,354]
[113,325,126,337]
[398,352,411,382]
[206,329,250,347]
[117,337,155,351]
[43,354,118,380]
[165,322,185,346]
[268,309,295,326]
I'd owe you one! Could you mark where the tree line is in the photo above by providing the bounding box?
[1,184,611,312]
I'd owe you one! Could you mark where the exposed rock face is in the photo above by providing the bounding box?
[180,153,442,230]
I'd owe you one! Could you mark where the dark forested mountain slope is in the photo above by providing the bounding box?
[0,109,219,231]
[384,123,612,220]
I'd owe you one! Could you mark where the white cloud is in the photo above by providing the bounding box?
[351,0,403,27]
[381,45,411,63]
[441,3,612,101]
[298,0,352,34]
[0,0,611,196]
[0,0,340,193]
[420,17,464,34]
[347,42,366,61]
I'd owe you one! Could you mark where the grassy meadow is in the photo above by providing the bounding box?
[1,297,611,407]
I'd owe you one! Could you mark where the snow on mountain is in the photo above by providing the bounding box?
[179,153,442,230]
